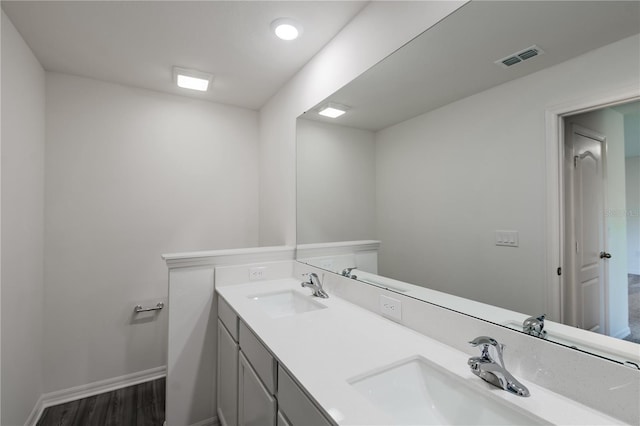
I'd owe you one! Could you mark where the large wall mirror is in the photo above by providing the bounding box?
[296,1,640,366]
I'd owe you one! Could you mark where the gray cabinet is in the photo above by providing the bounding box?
[277,366,333,426]
[238,352,276,426]
[217,320,238,426]
[276,410,292,426]
[238,321,277,394]
[217,297,333,426]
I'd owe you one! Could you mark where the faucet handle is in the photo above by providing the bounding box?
[341,267,357,276]
[469,336,498,347]
[523,314,547,338]
[469,336,506,366]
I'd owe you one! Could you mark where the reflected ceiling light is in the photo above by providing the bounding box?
[173,67,213,92]
[271,18,302,41]
[318,103,349,118]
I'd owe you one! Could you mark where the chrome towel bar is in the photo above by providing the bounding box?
[134,302,164,313]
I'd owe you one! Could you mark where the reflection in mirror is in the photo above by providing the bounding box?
[296,1,640,366]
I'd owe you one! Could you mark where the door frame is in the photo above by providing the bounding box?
[544,84,639,323]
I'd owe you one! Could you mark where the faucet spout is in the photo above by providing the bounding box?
[468,359,530,397]
[301,273,329,298]
[341,267,358,279]
[468,336,530,397]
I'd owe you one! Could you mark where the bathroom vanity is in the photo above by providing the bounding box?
[211,264,632,426]
[164,248,638,425]
[217,291,331,426]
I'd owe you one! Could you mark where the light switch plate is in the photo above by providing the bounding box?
[379,295,402,321]
[495,230,519,247]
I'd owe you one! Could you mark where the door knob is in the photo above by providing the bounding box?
[600,251,612,259]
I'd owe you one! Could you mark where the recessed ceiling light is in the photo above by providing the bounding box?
[271,18,302,41]
[318,103,349,118]
[173,67,213,92]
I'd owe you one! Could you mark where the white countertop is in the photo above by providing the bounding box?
[217,278,625,425]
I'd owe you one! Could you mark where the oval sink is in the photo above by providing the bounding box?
[349,356,548,425]
[248,290,327,318]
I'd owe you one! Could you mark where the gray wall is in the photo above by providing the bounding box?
[297,119,376,244]
[1,11,46,425]
[627,156,640,275]
[44,73,260,393]
[258,1,467,247]
[374,35,639,317]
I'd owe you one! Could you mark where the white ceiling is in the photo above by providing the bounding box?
[1,1,368,110]
[303,1,640,131]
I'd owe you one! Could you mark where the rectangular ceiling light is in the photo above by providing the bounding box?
[173,67,213,92]
[318,102,349,118]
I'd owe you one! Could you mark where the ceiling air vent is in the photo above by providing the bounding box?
[495,45,544,68]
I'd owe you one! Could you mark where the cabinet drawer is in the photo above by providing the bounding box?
[239,321,277,394]
[219,296,239,342]
[277,366,333,426]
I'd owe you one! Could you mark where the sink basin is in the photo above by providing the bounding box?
[248,290,327,318]
[349,356,546,425]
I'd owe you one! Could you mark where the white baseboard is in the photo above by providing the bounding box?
[27,365,166,426]
[24,394,46,426]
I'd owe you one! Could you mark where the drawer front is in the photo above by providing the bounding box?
[238,352,276,426]
[217,320,238,426]
[218,296,239,342]
[239,321,277,394]
[277,366,333,426]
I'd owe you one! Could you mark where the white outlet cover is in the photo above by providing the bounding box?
[379,295,402,322]
[320,259,334,270]
[249,267,266,281]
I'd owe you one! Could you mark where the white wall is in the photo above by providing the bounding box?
[44,73,259,393]
[627,156,640,275]
[374,35,640,316]
[297,119,375,244]
[258,1,467,246]
[1,11,45,425]
[568,108,629,338]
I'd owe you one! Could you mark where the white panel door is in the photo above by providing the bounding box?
[571,126,606,333]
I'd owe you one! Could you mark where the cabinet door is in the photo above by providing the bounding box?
[277,366,333,426]
[238,352,276,426]
[217,320,239,426]
[239,321,276,394]
[277,410,292,426]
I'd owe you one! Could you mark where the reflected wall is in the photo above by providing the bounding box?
[297,33,640,333]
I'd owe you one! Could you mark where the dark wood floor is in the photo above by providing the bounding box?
[37,378,165,426]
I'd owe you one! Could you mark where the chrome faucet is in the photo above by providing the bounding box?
[468,336,530,397]
[301,273,329,298]
[341,267,358,279]
[523,314,547,338]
